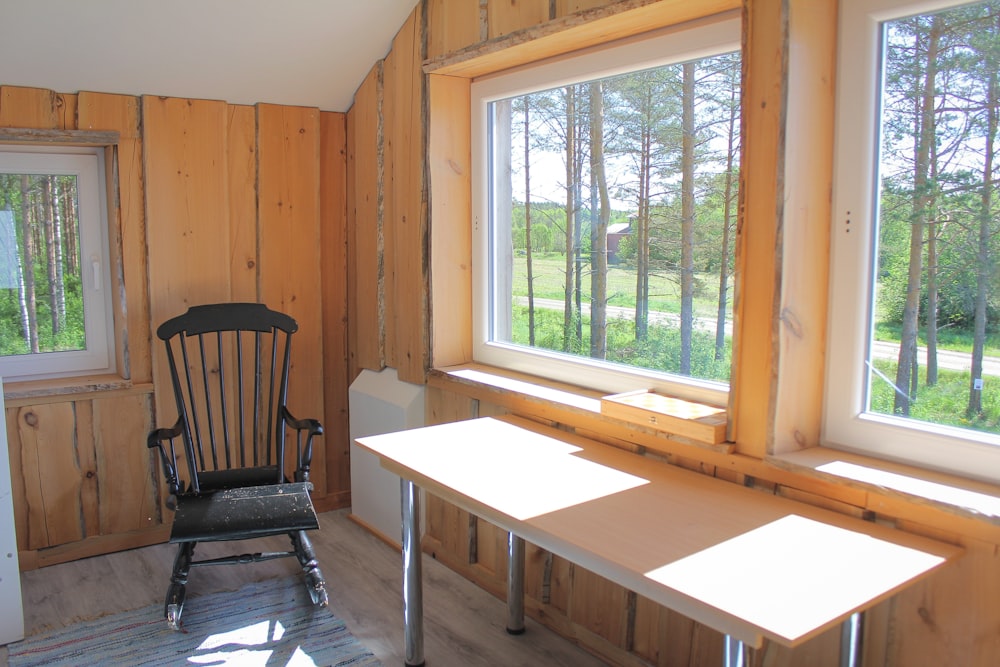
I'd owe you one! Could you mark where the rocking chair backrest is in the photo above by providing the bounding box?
[156,302,298,494]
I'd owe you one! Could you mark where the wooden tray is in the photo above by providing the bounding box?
[600,390,727,444]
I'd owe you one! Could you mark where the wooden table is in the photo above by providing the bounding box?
[356,415,962,667]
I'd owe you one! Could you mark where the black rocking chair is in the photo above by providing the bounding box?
[147,302,328,630]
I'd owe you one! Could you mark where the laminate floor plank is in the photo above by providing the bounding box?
[5,508,609,666]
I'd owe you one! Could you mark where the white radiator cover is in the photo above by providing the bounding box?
[348,368,425,546]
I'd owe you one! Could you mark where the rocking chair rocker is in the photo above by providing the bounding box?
[147,302,328,630]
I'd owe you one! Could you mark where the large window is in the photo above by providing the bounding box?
[0,146,114,381]
[828,0,1000,480]
[471,17,740,405]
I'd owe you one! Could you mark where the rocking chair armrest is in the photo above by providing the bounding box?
[147,418,184,496]
[281,406,322,476]
[281,406,323,437]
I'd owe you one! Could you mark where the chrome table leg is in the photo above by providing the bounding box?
[506,533,526,634]
[401,479,424,667]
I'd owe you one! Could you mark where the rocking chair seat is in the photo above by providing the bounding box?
[170,482,319,543]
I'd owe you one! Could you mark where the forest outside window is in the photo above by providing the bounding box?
[0,146,115,381]
[827,0,1000,481]
[471,17,740,405]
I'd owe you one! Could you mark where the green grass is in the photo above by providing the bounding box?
[869,359,1000,435]
[514,252,732,320]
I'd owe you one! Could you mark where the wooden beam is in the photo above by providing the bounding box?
[426,0,740,77]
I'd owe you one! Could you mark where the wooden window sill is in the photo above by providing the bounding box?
[429,363,734,455]
[3,374,153,406]
[769,447,1000,540]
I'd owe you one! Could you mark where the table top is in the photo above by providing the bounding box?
[355,415,962,648]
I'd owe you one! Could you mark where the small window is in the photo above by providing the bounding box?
[0,146,114,381]
[471,16,741,405]
[827,0,1000,480]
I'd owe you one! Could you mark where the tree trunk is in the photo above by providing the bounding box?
[589,82,609,359]
[968,46,997,417]
[894,18,942,416]
[18,174,38,353]
[716,62,739,361]
[563,87,577,353]
[524,100,536,346]
[680,62,696,375]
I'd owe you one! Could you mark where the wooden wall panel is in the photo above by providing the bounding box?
[427,0,483,59]
[226,104,258,303]
[389,7,430,384]
[0,85,60,128]
[488,0,551,38]
[257,103,326,488]
[14,403,83,548]
[554,0,611,16]
[142,96,233,421]
[142,96,233,319]
[347,64,385,374]
[320,111,351,500]
[93,394,157,535]
[383,40,400,369]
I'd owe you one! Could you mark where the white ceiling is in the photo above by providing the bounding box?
[0,0,419,112]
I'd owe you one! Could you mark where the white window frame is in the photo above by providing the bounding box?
[826,0,1000,482]
[470,15,740,406]
[0,146,115,381]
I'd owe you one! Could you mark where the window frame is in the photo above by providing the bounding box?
[0,143,117,382]
[469,15,741,407]
[825,0,1000,482]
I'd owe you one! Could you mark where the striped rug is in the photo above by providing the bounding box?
[8,577,382,666]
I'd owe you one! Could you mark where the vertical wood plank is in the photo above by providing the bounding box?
[0,86,60,128]
[93,394,158,535]
[488,0,552,38]
[383,37,400,369]
[256,103,326,488]
[73,400,100,537]
[78,92,153,384]
[142,96,232,314]
[5,406,36,552]
[347,64,386,374]
[389,7,430,383]
[320,111,351,497]
[770,0,835,455]
[227,104,258,303]
[568,564,630,648]
[428,74,473,368]
[427,0,482,59]
[15,403,82,548]
[143,95,233,423]
[730,0,782,457]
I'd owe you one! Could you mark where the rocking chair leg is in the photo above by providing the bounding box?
[165,541,196,630]
[291,530,328,607]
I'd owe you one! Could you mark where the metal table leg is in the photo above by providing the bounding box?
[506,533,526,634]
[840,611,864,667]
[724,635,749,667]
[401,479,424,667]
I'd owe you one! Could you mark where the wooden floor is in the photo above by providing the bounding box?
[4,508,609,666]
